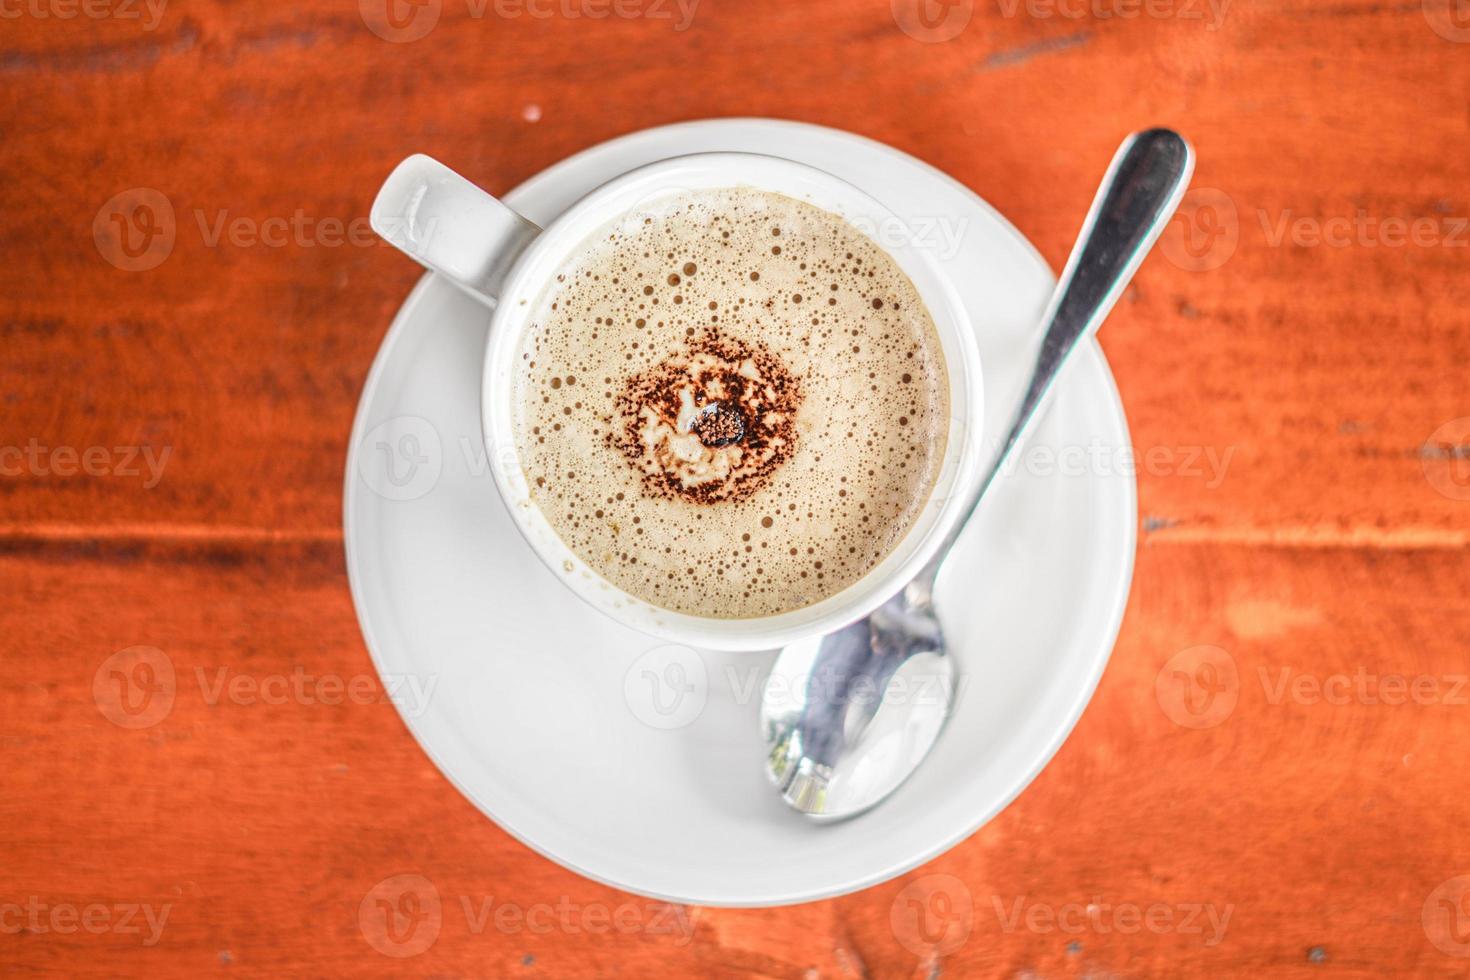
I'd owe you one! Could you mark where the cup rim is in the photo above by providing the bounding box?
[480,152,984,651]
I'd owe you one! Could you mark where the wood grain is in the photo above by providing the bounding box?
[3,0,1469,975]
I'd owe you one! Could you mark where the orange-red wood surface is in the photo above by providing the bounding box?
[4,0,1470,975]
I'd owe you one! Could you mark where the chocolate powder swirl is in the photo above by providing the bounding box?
[609,333,802,504]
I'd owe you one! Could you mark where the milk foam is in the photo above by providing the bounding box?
[513,187,949,618]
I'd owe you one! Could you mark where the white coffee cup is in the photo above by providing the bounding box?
[370,152,984,651]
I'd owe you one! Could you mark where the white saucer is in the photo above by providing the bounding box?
[344,119,1136,908]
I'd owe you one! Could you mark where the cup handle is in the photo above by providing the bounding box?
[370,154,541,307]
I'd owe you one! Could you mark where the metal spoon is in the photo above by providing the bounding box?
[760,129,1195,820]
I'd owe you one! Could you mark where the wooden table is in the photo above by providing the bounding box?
[4,0,1469,975]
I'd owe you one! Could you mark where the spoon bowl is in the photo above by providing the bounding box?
[763,577,949,819]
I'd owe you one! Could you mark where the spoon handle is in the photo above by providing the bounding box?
[930,129,1195,567]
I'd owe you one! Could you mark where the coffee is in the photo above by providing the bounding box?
[512,187,949,618]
